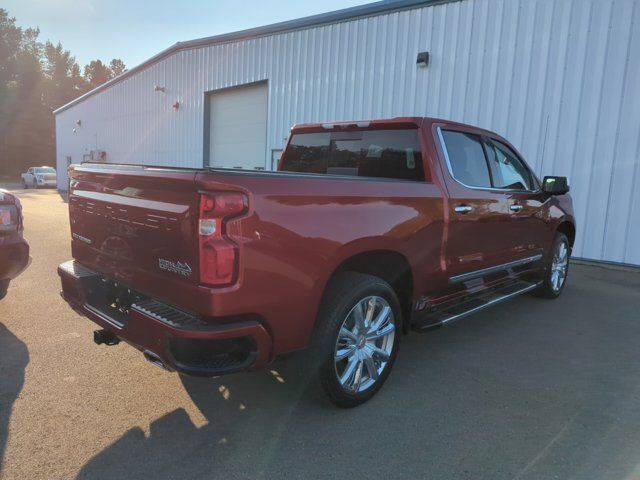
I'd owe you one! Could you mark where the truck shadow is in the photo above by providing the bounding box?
[74,267,640,479]
[0,322,29,470]
[74,299,568,480]
[75,357,326,480]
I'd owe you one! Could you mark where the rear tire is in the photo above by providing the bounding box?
[313,272,401,408]
[535,233,570,299]
[0,280,9,300]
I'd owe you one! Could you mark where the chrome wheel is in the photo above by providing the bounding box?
[334,296,396,394]
[550,241,569,292]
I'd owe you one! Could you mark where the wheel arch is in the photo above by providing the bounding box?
[321,249,414,334]
[556,221,576,249]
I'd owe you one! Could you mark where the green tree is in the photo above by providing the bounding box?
[43,41,85,109]
[109,58,127,77]
[83,58,127,89]
[84,59,112,89]
[0,11,52,177]
[0,9,21,89]
[0,8,125,178]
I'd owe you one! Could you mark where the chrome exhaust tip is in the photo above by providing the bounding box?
[143,350,170,371]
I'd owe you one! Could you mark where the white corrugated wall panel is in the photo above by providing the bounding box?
[56,0,640,265]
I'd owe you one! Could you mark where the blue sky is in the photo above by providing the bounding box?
[4,0,370,69]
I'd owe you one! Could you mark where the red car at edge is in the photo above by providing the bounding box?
[0,189,30,300]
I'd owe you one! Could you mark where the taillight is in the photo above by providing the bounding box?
[0,204,18,232]
[198,192,247,286]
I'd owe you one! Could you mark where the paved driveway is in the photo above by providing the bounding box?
[1,187,640,480]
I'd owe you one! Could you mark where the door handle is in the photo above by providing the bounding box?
[454,205,473,214]
[510,204,523,212]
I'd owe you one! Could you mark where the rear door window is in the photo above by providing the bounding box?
[280,129,425,181]
[440,130,492,188]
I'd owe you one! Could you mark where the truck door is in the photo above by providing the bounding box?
[435,127,521,284]
[481,137,547,259]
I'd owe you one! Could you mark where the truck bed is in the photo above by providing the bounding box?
[66,162,444,354]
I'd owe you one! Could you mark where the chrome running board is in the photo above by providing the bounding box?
[412,280,542,332]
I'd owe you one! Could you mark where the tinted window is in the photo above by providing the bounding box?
[441,130,491,188]
[280,133,331,175]
[485,140,532,190]
[280,129,425,181]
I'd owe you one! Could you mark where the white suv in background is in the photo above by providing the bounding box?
[21,166,57,189]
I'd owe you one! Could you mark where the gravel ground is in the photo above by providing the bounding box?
[1,187,640,480]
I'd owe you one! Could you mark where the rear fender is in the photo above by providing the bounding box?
[305,237,412,336]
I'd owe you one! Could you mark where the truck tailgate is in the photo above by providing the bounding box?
[68,165,200,299]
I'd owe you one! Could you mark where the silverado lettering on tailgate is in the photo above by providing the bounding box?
[70,194,182,233]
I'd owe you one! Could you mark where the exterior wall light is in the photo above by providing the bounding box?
[173,101,180,110]
[76,119,82,126]
[417,51,429,68]
[154,85,166,92]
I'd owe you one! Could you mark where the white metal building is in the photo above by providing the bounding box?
[54,0,640,266]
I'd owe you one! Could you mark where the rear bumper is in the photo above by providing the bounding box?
[58,260,272,376]
[0,238,30,281]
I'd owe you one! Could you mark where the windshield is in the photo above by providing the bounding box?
[34,168,56,174]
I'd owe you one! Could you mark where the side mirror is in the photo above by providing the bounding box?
[542,176,570,195]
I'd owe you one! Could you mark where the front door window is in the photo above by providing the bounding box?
[483,139,533,191]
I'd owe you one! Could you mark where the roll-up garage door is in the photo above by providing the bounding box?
[209,83,268,170]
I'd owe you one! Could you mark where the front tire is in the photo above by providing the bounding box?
[536,233,570,299]
[313,272,401,408]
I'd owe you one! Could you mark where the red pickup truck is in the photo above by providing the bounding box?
[1,189,30,300]
[58,117,575,407]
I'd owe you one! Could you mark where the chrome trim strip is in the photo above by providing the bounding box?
[449,254,543,284]
[436,127,541,194]
[439,282,542,326]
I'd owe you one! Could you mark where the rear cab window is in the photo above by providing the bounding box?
[280,129,425,181]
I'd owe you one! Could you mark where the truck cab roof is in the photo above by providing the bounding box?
[290,117,501,139]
